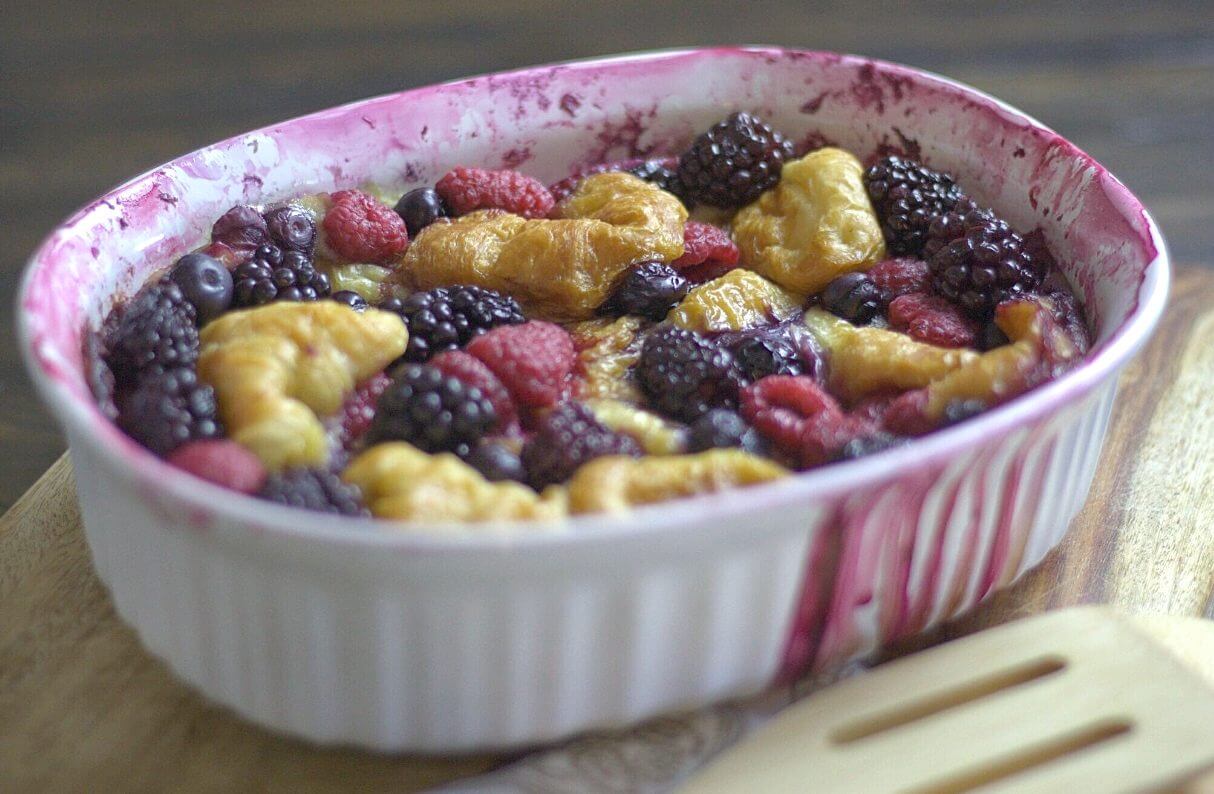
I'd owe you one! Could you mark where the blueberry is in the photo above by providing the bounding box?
[264,205,316,254]
[687,408,765,454]
[601,261,689,321]
[394,187,448,238]
[169,252,233,322]
[821,272,882,324]
[210,205,268,254]
[331,290,368,311]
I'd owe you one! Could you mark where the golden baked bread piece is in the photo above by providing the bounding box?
[566,449,788,513]
[197,302,408,470]
[584,399,688,455]
[667,268,802,332]
[803,307,977,401]
[396,172,686,320]
[920,298,1081,419]
[343,442,566,523]
[569,315,647,402]
[733,148,885,295]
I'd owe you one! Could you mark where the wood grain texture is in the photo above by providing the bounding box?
[1,266,1211,792]
[3,0,1213,510]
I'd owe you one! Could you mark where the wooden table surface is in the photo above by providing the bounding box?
[1,265,1210,791]
[3,0,1214,510]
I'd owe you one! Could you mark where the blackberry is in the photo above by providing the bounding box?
[521,402,642,489]
[259,469,368,516]
[600,261,689,320]
[368,363,496,455]
[106,280,199,385]
[836,432,906,461]
[636,326,740,422]
[383,285,525,362]
[942,399,987,426]
[231,244,330,307]
[727,330,804,383]
[977,321,1010,351]
[627,159,682,196]
[864,156,966,255]
[923,203,1044,318]
[331,290,368,311]
[687,408,765,454]
[676,112,794,208]
[84,329,119,421]
[463,440,527,483]
[821,272,882,324]
[117,367,221,456]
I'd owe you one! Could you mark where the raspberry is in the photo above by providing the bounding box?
[368,363,497,456]
[635,326,740,422]
[882,389,934,436]
[521,402,642,489]
[382,285,526,362]
[888,292,979,348]
[259,469,368,516]
[923,202,1045,318]
[800,412,875,467]
[850,393,900,426]
[231,244,330,307]
[436,167,555,219]
[864,156,966,255]
[676,112,795,208]
[868,257,932,301]
[429,350,518,431]
[323,189,409,264]
[740,375,840,460]
[600,261,689,321]
[106,280,199,386]
[117,366,222,456]
[211,205,269,256]
[820,272,882,324]
[686,408,765,455]
[335,372,391,447]
[548,157,680,203]
[672,221,740,281]
[466,321,575,410]
[166,440,267,493]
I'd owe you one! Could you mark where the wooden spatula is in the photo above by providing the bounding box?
[681,607,1214,793]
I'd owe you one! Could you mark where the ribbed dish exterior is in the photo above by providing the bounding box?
[70,380,1115,751]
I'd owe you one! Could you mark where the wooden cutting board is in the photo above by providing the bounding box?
[2,266,1212,792]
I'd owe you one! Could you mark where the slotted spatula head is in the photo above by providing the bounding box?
[681,607,1214,793]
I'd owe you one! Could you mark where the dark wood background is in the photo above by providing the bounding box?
[3,0,1212,509]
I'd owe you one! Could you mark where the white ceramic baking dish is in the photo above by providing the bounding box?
[19,47,1168,751]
